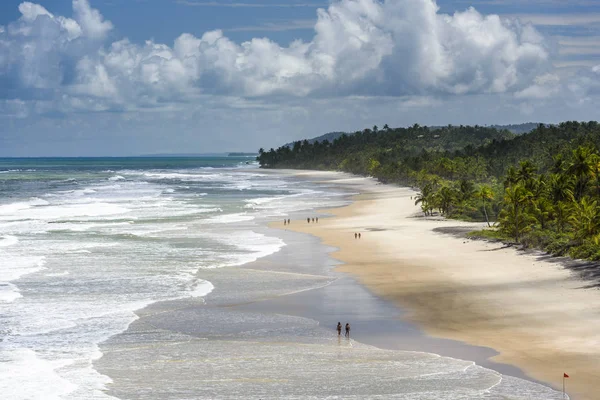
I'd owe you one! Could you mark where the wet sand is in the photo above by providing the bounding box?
[280,171,600,400]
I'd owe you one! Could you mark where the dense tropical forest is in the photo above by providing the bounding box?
[258,121,600,261]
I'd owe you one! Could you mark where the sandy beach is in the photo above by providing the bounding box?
[278,171,600,400]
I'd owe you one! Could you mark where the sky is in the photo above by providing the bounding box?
[0,0,599,156]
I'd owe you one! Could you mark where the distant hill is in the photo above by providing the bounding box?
[490,123,542,134]
[284,124,541,148]
[283,131,347,148]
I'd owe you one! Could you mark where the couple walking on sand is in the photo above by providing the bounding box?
[336,322,350,338]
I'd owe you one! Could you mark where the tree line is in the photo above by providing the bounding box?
[258,121,600,261]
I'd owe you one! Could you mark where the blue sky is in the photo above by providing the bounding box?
[1,0,600,156]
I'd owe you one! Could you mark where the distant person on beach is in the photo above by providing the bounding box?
[284,219,286,225]
[316,217,319,223]
[358,233,361,239]
[345,323,350,338]
[354,233,357,239]
[312,217,315,223]
[307,217,310,223]
[287,219,290,224]
[336,322,342,336]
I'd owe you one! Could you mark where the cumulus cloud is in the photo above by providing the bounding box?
[72,0,113,40]
[0,0,563,114]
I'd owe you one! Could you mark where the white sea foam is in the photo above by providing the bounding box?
[0,255,46,282]
[205,213,255,224]
[190,279,215,297]
[0,198,49,215]
[0,282,22,303]
[0,235,19,247]
[197,230,286,269]
[0,349,78,400]
[45,271,70,277]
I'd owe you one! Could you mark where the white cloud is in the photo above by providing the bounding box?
[18,2,53,21]
[515,73,560,99]
[73,0,113,40]
[0,0,556,113]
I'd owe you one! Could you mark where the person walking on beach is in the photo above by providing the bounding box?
[312,217,315,223]
[358,233,361,239]
[284,219,287,225]
[307,217,310,223]
[345,323,350,338]
[354,233,357,239]
[287,219,290,224]
[316,217,319,223]
[336,322,342,336]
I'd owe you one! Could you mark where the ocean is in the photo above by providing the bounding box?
[0,157,567,399]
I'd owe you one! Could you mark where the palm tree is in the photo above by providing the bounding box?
[516,160,538,190]
[457,179,475,204]
[499,183,534,242]
[476,185,494,227]
[551,154,566,174]
[549,173,574,203]
[569,197,600,244]
[414,184,434,216]
[568,146,597,200]
[569,146,596,179]
[553,201,572,233]
[532,197,553,230]
[593,155,600,198]
[517,160,537,182]
[436,186,456,215]
[504,166,518,188]
[532,174,548,198]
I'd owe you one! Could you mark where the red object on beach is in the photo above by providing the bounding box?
[564,373,569,378]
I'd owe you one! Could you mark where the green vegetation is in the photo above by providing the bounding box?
[258,121,600,261]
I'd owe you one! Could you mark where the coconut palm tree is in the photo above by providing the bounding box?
[476,185,494,227]
[532,197,553,230]
[569,197,600,244]
[457,179,476,204]
[436,186,456,215]
[553,201,572,233]
[516,160,538,190]
[551,154,566,174]
[504,166,518,188]
[499,183,534,242]
[548,173,574,203]
[414,184,434,216]
[568,146,597,201]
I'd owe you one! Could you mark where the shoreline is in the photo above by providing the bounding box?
[94,169,571,399]
[279,170,600,400]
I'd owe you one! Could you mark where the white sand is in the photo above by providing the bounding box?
[279,171,600,400]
